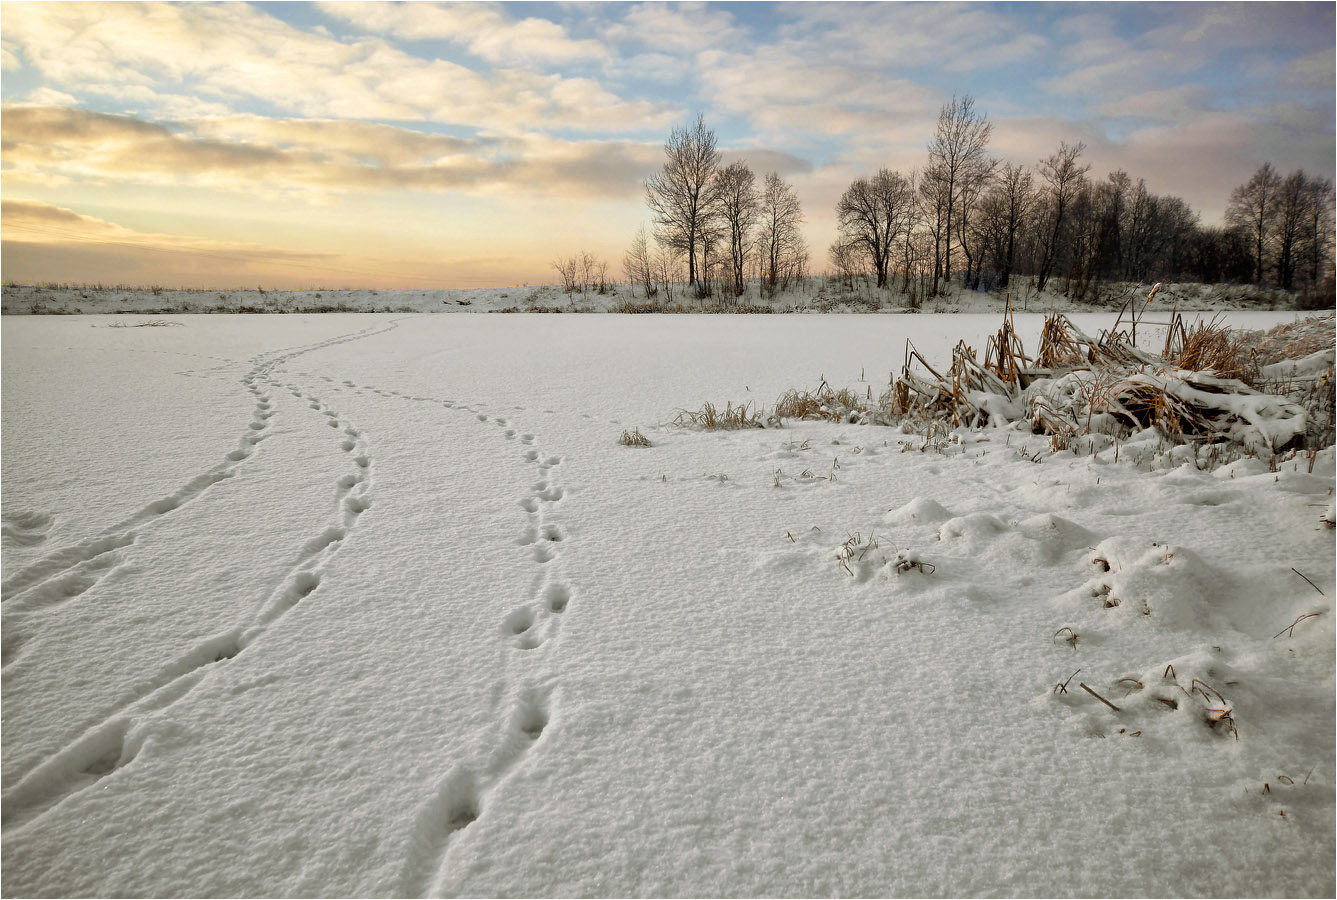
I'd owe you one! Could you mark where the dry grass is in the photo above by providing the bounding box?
[1164,316,1257,381]
[1243,314,1335,367]
[773,379,868,422]
[671,400,763,430]
[618,427,652,447]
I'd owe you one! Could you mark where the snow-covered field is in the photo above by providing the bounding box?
[3,312,1333,897]
[0,279,1305,316]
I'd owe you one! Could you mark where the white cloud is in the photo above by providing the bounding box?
[24,87,78,107]
[318,1,609,67]
[603,2,744,53]
[1099,85,1211,122]
[0,2,672,135]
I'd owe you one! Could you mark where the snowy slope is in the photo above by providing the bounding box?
[2,313,1333,897]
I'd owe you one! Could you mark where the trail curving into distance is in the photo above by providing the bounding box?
[1,322,396,830]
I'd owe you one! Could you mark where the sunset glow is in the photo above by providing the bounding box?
[2,1,1333,289]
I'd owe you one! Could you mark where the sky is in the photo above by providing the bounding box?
[1,1,1333,290]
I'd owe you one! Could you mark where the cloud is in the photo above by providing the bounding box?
[24,86,79,107]
[773,2,1048,72]
[1040,46,1197,100]
[1278,48,1337,93]
[0,1,674,134]
[603,2,745,53]
[1,105,675,199]
[697,47,942,145]
[1099,85,1212,122]
[1,197,330,261]
[318,1,609,67]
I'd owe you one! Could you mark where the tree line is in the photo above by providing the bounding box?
[607,99,1334,305]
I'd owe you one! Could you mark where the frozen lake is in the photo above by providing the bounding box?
[3,311,1332,897]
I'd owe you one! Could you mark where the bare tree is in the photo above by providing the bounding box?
[653,243,682,303]
[623,224,658,299]
[1226,162,1282,286]
[645,114,721,297]
[552,254,579,293]
[1301,175,1335,289]
[918,165,950,292]
[828,238,861,291]
[553,251,610,295]
[1034,141,1090,292]
[837,168,914,289]
[980,162,1034,288]
[757,171,805,297]
[926,93,994,294]
[715,161,760,298]
[1272,169,1313,291]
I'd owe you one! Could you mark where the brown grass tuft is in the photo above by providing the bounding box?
[671,400,763,430]
[618,426,652,447]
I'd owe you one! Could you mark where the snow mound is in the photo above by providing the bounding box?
[884,497,952,525]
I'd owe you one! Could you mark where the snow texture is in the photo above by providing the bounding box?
[2,312,1333,897]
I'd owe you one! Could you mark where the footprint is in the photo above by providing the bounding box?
[354,455,370,469]
[519,498,539,514]
[2,511,55,548]
[544,457,561,467]
[504,607,536,635]
[340,440,356,452]
[516,526,538,546]
[477,414,489,422]
[504,430,516,439]
[520,434,534,445]
[533,545,556,564]
[538,486,564,503]
[545,584,571,614]
[345,496,372,516]
[512,689,550,741]
[303,527,345,555]
[541,524,563,543]
[523,450,539,461]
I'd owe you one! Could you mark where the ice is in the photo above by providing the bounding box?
[2,313,1332,897]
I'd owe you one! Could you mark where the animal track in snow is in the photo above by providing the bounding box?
[2,510,55,548]
[544,583,571,614]
[512,687,550,741]
[4,324,397,796]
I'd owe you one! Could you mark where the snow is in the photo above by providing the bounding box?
[0,279,1309,316]
[2,312,1333,897]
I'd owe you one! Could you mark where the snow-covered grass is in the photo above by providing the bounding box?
[2,312,1333,897]
[0,278,1307,316]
